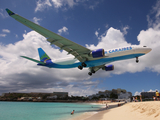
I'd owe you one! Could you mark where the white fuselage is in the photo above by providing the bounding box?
[52,46,151,66]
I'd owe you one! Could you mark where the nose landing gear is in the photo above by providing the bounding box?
[136,57,139,63]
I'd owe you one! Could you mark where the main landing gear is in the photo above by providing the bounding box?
[88,72,92,76]
[78,62,87,70]
[136,57,139,63]
[88,70,95,76]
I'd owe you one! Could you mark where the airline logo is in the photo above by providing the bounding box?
[105,47,132,54]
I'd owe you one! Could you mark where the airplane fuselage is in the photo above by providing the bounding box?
[40,46,151,69]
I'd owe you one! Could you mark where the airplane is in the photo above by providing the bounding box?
[6,8,152,76]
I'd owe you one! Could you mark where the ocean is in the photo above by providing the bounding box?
[0,101,103,120]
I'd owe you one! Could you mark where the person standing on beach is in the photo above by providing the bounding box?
[156,90,159,101]
[153,96,156,101]
[133,97,135,102]
[106,103,109,109]
[140,95,142,102]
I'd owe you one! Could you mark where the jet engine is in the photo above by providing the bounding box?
[89,49,105,58]
[102,65,114,71]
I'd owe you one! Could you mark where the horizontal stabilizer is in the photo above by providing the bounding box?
[21,56,45,65]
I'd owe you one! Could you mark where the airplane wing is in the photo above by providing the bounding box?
[6,9,91,62]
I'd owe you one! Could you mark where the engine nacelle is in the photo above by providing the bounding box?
[90,49,105,58]
[103,65,114,71]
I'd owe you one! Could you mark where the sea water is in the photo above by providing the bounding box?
[0,102,103,120]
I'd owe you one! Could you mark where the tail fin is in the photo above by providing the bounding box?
[21,48,52,65]
[38,48,51,62]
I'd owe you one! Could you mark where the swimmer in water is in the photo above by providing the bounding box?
[71,110,75,115]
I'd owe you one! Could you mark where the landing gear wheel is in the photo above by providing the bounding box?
[78,65,83,70]
[91,70,95,73]
[82,62,87,67]
[136,57,139,63]
[88,72,92,76]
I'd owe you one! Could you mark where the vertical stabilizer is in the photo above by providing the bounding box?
[38,48,51,62]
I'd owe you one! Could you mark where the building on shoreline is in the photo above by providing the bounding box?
[53,92,68,98]
[141,92,156,99]
[88,88,132,100]
[118,92,132,99]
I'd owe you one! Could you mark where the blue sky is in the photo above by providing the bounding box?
[0,0,160,96]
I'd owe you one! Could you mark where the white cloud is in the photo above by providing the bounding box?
[0,29,10,37]
[87,27,130,50]
[35,0,100,12]
[35,0,77,12]
[51,0,62,8]
[134,91,141,96]
[148,89,156,92]
[95,31,99,37]
[2,29,10,33]
[121,25,129,35]
[147,0,160,28]
[95,28,101,38]
[33,17,42,25]
[35,0,52,12]
[58,26,69,35]
[0,34,6,37]
[51,0,76,8]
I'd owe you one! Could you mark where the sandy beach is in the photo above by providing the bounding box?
[72,101,160,120]
[70,102,125,120]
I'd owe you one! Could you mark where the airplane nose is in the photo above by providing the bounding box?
[145,48,152,53]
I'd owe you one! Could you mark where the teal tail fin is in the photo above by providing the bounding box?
[20,48,52,65]
[38,48,51,62]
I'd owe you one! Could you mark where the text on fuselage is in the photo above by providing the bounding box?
[105,47,132,54]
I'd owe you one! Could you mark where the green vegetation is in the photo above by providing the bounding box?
[110,92,118,99]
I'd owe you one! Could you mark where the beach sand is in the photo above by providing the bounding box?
[72,101,160,120]
[85,101,160,120]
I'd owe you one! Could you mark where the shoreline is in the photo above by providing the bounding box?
[68,102,107,120]
[70,102,125,120]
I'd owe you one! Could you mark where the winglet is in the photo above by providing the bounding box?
[6,8,15,16]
